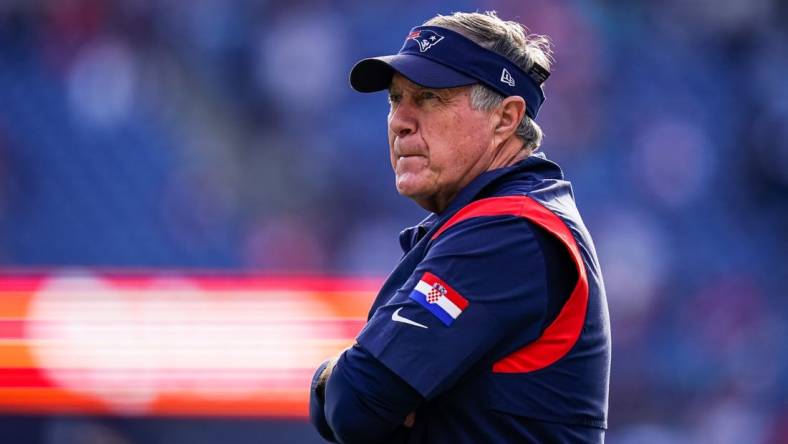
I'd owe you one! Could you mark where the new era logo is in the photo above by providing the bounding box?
[500,68,516,87]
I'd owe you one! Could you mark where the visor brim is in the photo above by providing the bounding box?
[350,54,477,92]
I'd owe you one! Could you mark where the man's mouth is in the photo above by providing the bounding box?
[396,155,426,170]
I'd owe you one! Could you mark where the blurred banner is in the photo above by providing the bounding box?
[0,273,378,417]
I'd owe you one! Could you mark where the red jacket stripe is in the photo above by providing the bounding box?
[431,195,589,373]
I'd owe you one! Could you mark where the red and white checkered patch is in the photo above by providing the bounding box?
[410,272,470,326]
[426,283,446,303]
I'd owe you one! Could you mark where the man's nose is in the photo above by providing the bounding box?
[388,102,417,138]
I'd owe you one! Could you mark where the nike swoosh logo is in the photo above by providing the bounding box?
[392,307,428,329]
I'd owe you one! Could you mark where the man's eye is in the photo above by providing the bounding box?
[420,91,438,101]
[388,94,402,104]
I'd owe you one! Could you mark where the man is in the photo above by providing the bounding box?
[309,11,610,444]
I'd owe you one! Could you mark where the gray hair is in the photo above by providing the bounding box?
[425,11,553,152]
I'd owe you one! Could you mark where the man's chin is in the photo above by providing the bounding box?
[396,188,420,200]
[395,179,424,199]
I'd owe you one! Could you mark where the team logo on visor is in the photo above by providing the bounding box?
[407,29,444,52]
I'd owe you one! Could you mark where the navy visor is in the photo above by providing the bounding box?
[350,26,549,119]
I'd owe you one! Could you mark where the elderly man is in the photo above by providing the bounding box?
[309,11,610,444]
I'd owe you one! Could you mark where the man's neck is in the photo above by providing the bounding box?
[486,138,531,172]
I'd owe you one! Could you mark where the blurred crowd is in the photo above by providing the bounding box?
[0,0,786,443]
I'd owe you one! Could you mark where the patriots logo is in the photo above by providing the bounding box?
[407,30,444,52]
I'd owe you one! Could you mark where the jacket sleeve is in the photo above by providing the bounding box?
[355,215,554,399]
[315,344,422,444]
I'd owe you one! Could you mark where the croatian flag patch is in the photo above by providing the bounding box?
[409,272,469,326]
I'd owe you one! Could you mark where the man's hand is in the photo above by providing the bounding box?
[404,411,416,428]
[315,356,339,403]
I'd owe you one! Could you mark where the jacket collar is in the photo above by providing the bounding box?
[398,153,563,252]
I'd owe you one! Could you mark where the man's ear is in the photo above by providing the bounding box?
[494,96,526,142]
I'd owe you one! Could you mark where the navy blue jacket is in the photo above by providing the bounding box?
[310,154,611,443]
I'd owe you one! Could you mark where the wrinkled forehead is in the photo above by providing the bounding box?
[388,73,470,96]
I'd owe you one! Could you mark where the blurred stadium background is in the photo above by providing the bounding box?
[0,0,786,443]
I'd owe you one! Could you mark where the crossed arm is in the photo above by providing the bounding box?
[309,344,422,443]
